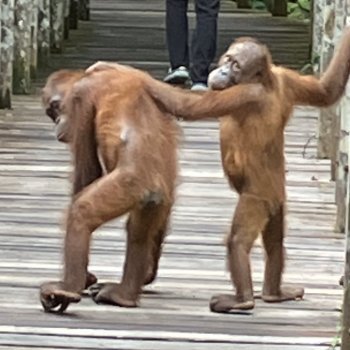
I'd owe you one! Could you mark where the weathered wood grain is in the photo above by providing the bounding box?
[33,0,310,89]
[0,1,343,349]
[0,95,343,349]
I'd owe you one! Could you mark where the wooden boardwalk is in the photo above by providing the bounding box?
[0,1,344,349]
[36,0,311,84]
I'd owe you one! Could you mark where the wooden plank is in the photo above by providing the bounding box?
[0,343,331,350]
[0,1,343,349]
[0,326,338,345]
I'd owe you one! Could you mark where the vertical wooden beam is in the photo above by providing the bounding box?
[333,0,347,233]
[0,0,14,108]
[342,123,350,348]
[342,271,350,348]
[311,0,324,73]
[271,0,287,16]
[38,0,51,65]
[13,0,32,94]
[236,0,251,9]
[0,0,2,71]
[30,0,39,78]
[317,1,336,161]
[79,0,89,21]
[336,96,350,233]
[50,0,65,53]
[339,0,350,346]
[69,0,79,29]
[63,0,70,39]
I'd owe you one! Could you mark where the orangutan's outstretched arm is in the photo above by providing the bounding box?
[86,61,265,120]
[143,78,264,120]
[283,26,350,107]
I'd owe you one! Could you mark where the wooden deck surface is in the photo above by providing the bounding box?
[0,1,344,349]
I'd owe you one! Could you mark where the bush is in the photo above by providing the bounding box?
[233,0,311,20]
[288,0,311,20]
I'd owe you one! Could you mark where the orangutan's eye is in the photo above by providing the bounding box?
[223,55,231,63]
[232,61,240,70]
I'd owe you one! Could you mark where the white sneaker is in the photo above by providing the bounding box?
[164,66,190,84]
[191,83,208,92]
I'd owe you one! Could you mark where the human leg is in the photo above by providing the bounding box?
[191,0,220,85]
[165,0,191,84]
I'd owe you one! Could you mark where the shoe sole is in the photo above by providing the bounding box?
[191,87,208,92]
[164,73,190,85]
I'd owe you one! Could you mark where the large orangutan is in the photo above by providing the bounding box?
[39,68,181,313]
[87,26,350,313]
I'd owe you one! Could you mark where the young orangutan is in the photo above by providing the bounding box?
[86,26,350,313]
[40,68,180,313]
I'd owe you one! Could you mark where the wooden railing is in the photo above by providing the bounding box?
[312,0,350,348]
[0,0,90,109]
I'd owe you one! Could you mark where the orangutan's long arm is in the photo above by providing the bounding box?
[86,61,264,120]
[142,77,264,120]
[283,26,350,107]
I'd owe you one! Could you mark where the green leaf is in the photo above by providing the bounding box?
[252,0,267,10]
[298,0,311,12]
[288,2,298,13]
[288,6,309,19]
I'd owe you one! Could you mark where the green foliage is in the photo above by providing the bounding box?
[298,0,311,11]
[287,2,298,13]
[288,0,311,20]
[251,0,267,10]
[231,0,311,19]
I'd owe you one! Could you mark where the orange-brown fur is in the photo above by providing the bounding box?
[39,68,179,313]
[87,27,350,313]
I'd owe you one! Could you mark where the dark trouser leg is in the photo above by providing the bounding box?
[191,0,220,84]
[166,0,190,69]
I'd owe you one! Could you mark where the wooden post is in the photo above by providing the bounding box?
[236,0,251,9]
[311,0,323,72]
[342,109,350,347]
[30,0,39,78]
[38,0,51,65]
[50,0,65,53]
[333,0,347,233]
[271,0,288,16]
[79,0,89,21]
[69,0,79,29]
[342,253,350,348]
[0,0,2,69]
[336,94,350,233]
[13,0,32,94]
[64,0,70,39]
[0,0,14,108]
[316,0,336,161]
[339,1,350,348]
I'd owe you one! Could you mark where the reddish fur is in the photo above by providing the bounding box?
[40,69,178,313]
[151,29,350,312]
[86,27,350,312]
